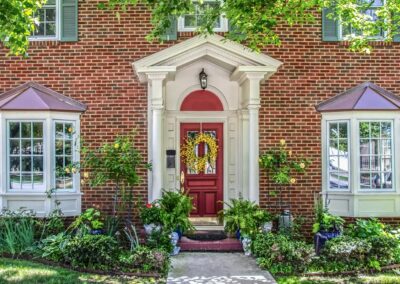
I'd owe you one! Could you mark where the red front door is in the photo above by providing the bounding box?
[180,123,223,217]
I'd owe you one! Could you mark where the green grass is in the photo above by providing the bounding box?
[0,258,161,284]
[277,270,400,284]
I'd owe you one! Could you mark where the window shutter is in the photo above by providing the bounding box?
[160,17,177,41]
[60,0,78,42]
[322,8,339,41]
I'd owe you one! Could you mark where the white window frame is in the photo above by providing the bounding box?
[322,111,400,217]
[0,111,82,217]
[326,120,351,192]
[29,0,60,41]
[177,1,228,32]
[6,119,47,193]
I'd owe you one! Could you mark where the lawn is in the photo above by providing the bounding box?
[0,258,161,284]
[277,271,400,284]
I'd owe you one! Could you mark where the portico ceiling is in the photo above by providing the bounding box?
[133,34,282,83]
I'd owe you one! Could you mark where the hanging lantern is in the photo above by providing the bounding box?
[199,68,208,90]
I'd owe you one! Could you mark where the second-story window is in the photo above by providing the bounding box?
[178,1,228,32]
[32,0,58,39]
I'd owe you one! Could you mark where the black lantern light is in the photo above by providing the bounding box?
[199,68,208,90]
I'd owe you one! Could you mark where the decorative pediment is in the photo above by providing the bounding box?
[133,34,282,83]
[316,82,400,112]
[0,82,87,112]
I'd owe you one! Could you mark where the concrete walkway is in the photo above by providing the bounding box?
[167,252,276,284]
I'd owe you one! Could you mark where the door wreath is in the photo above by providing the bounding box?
[181,132,218,172]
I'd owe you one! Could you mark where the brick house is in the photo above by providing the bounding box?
[1,0,400,227]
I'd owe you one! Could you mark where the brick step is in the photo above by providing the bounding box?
[179,236,243,252]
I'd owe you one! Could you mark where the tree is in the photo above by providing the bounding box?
[2,0,400,56]
[0,0,46,56]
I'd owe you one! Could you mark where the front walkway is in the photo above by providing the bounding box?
[167,252,276,284]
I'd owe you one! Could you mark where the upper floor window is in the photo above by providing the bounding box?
[31,0,58,39]
[178,1,228,32]
[341,0,384,39]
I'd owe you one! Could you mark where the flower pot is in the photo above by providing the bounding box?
[262,221,273,233]
[174,228,183,240]
[90,229,104,235]
[241,236,252,256]
[314,230,341,254]
[144,223,162,235]
[235,229,241,240]
[170,232,181,256]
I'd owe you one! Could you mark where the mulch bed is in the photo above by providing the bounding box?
[0,253,162,278]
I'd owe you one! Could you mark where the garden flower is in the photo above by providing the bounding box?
[71,167,77,174]
[83,172,89,178]
[280,139,286,146]
[65,168,70,174]
[146,203,152,209]
[290,178,296,184]
[288,150,292,156]
[68,127,73,133]
[114,143,120,149]
[300,162,305,169]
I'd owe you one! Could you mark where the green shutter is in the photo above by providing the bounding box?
[160,17,177,41]
[322,8,339,42]
[60,0,78,42]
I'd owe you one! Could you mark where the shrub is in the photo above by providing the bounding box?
[252,233,314,274]
[119,246,170,275]
[139,201,163,225]
[63,234,120,270]
[38,209,65,239]
[146,230,174,254]
[40,233,71,263]
[321,236,371,264]
[347,218,385,239]
[0,209,37,256]
[68,208,104,235]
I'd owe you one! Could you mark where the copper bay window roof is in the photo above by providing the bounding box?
[316,82,400,112]
[0,81,87,112]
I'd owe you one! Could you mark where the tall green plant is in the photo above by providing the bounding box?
[219,198,271,238]
[0,209,37,256]
[159,190,194,234]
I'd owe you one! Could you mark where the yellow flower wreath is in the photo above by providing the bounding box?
[181,133,218,173]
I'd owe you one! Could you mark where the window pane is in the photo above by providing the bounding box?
[65,140,72,155]
[360,173,371,189]
[33,140,43,155]
[21,140,31,154]
[381,122,392,138]
[9,139,20,154]
[338,139,348,153]
[21,157,32,172]
[329,123,338,139]
[32,122,43,138]
[360,139,370,154]
[329,173,339,189]
[21,174,32,189]
[10,174,21,189]
[184,15,196,27]
[55,140,63,155]
[21,122,31,138]
[56,123,64,138]
[338,123,348,138]
[46,9,55,21]
[9,122,20,138]
[46,23,56,36]
[360,156,370,171]
[10,157,20,172]
[359,122,370,138]
[33,173,44,187]
[370,122,380,138]
[33,157,43,172]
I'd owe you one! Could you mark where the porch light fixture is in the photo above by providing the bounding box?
[199,68,208,90]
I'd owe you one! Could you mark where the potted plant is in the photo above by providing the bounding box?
[219,198,271,254]
[313,200,345,254]
[159,189,194,238]
[139,201,163,235]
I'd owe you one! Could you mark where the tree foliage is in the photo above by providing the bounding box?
[2,0,400,56]
[0,0,46,56]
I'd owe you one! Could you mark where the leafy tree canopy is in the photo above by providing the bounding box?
[2,0,400,56]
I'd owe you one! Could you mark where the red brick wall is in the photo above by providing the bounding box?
[1,2,400,227]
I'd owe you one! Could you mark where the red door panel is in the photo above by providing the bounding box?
[180,123,223,217]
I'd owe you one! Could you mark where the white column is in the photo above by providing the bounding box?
[248,105,260,203]
[146,72,169,201]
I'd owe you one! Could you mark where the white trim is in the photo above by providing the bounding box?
[177,16,228,33]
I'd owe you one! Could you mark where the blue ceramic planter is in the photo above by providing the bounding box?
[314,230,341,254]
[90,229,104,235]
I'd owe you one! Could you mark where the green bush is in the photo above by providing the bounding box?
[119,246,170,275]
[40,233,71,263]
[347,218,385,239]
[252,233,313,274]
[63,234,120,270]
[146,230,174,254]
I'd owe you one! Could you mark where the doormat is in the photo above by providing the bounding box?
[186,231,227,241]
